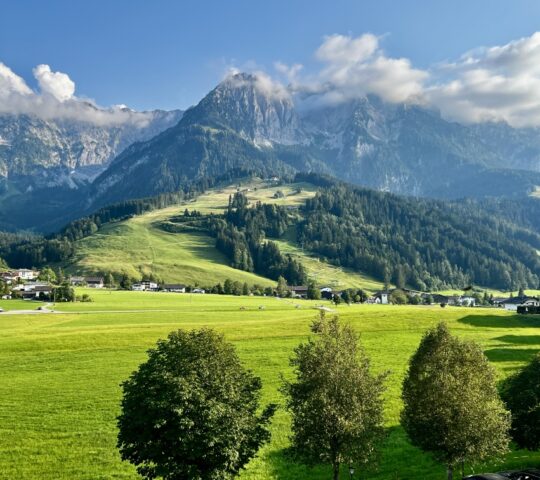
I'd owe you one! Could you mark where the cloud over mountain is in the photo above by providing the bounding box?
[0,62,153,126]
[273,31,540,127]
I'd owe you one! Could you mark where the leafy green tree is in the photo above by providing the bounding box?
[281,314,386,480]
[401,323,510,480]
[390,289,408,305]
[223,278,233,295]
[332,293,342,306]
[501,353,540,450]
[276,275,288,297]
[242,282,249,296]
[38,267,57,284]
[306,281,321,300]
[117,329,276,480]
[53,284,75,302]
[105,272,115,288]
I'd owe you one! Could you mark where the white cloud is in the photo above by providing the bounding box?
[33,64,75,102]
[426,32,540,127]
[0,62,152,126]
[223,68,291,100]
[302,33,428,107]
[0,63,32,97]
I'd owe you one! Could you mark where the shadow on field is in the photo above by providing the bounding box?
[484,348,540,363]
[265,426,444,479]
[458,314,540,329]
[494,335,540,345]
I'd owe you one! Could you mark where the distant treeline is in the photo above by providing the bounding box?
[297,184,540,290]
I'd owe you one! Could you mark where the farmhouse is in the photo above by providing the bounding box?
[290,286,308,299]
[131,281,159,292]
[20,284,53,300]
[15,269,39,281]
[85,277,104,288]
[162,284,186,293]
[320,286,333,300]
[372,291,390,304]
[69,276,86,286]
[497,296,540,312]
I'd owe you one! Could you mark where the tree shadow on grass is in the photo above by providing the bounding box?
[265,426,445,480]
[494,335,540,345]
[484,348,540,363]
[458,314,540,329]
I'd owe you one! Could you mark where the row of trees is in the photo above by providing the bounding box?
[117,317,534,479]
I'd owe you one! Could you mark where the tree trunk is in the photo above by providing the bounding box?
[333,461,340,480]
[447,465,453,480]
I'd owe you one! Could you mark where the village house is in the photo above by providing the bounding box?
[290,286,308,299]
[320,286,333,300]
[85,277,104,288]
[15,269,39,281]
[372,291,390,304]
[162,284,186,293]
[131,281,158,292]
[69,276,86,286]
[496,296,540,312]
[192,288,206,294]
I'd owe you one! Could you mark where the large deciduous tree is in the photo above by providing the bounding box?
[117,328,276,480]
[501,353,540,450]
[281,313,386,480]
[401,323,510,480]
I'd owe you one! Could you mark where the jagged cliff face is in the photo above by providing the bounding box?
[182,73,304,146]
[0,109,183,190]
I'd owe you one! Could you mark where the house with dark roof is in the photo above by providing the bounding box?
[162,284,186,293]
[85,277,104,288]
[497,296,540,312]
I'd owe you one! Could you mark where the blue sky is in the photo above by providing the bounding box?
[1,0,540,112]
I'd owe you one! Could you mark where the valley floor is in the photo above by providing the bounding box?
[1,290,540,479]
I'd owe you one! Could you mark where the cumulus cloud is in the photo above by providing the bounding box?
[426,32,540,127]
[0,62,151,126]
[301,33,428,107]
[33,64,75,102]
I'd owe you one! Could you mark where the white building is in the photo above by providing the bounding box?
[499,296,540,312]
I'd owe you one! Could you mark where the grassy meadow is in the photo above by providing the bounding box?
[1,289,540,479]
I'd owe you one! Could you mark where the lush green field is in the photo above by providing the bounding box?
[1,289,540,479]
[0,299,44,311]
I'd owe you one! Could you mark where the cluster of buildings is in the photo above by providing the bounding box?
[11,281,53,300]
[0,269,39,284]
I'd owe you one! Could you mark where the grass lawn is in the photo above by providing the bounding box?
[0,299,45,311]
[1,289,540,479]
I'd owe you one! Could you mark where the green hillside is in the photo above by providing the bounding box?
[1,290,540,479]
[67,205,274,287]
[65,179,383,289]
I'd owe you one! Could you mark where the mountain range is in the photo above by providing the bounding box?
[1,72,540,232]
